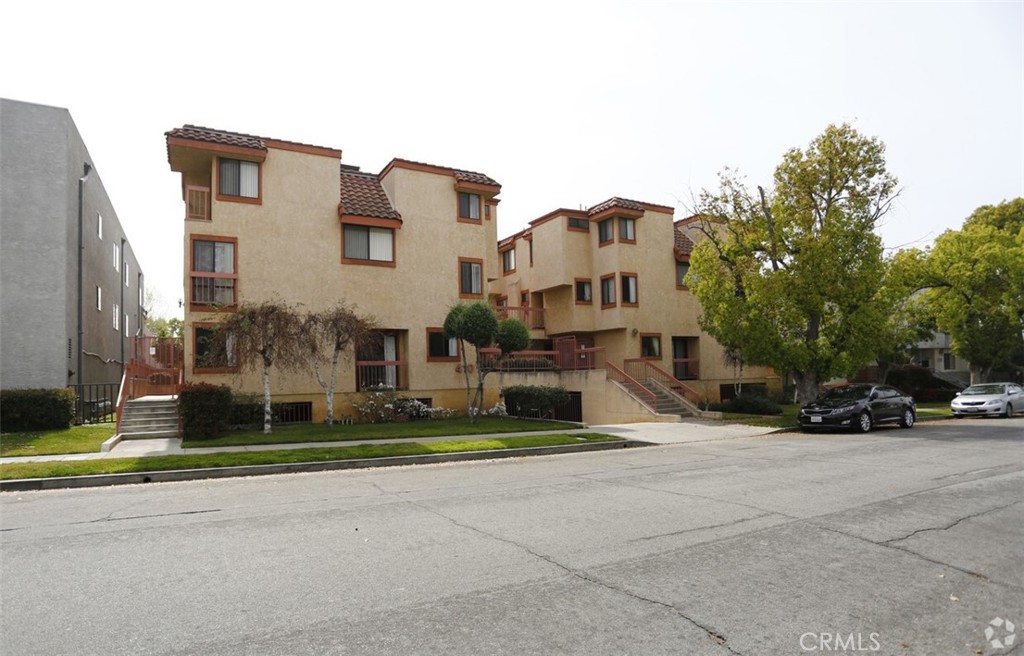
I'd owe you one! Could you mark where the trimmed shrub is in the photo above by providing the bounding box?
[178,383,232,440]
[502,385,569,418]
[0,388,77,432]
[708,394,782,415]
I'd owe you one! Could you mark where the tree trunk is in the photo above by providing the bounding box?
[262,364,272,434]
[794,370,820,405]
[326,347,341,426]
[460,341,472,421]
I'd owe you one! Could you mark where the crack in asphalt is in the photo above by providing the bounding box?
[402,497,745,655]
[882,501,1023,545]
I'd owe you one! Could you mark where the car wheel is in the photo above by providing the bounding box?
[855,411,872,433]
[899,408,915,428]
[1005,403,1014,419]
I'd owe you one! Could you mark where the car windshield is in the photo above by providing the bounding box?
[962,384,1005,395]
[818,385,872,401]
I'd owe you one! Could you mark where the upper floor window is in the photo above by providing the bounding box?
[459,258,483,297]
[676,261,690,288]
[113,303,120,331]
[218,158,260,200]
[343,225,394,264]
[619,218,636,242]
[621,274,638,305]
[575,279,592,304]
[600,275,616,307]
[124,262,130,287]
[568,217,590,231]
[427,328,459,362]
[598,219,614,245]
[97,213,103,239]
[191,237,237,306]
[96,286,102,311]
[113,243,120,272]
[502,248,516,274]
[458,192,481,221]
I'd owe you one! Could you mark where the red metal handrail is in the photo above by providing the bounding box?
[623,359,702,407]
[605,361,658,411]
[494,305,545,329]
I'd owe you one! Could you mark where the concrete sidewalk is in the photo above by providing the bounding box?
[0,421,782,465]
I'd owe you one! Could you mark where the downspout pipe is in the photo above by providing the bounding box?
[120,236,126,377]
[76,162,92,393]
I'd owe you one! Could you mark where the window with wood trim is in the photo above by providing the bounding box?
[191,237,237,307]
[502,248,516,273]
[598,219,614,245]
[427,328,459,361]
[344,225,394,264]
[459,258,483,297]
[676,261,690,288]
[575,279,592,304]
[568,217,590,231]
[218,158,260,200]
[458,192,481,221]
[641,333,662,359]
[600,274,616,307]
[194,325,236,371]
[619,217,636,242]
[621,274,638,306]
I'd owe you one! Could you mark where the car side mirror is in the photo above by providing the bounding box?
[954,392,961,397]
[869,391,879,400]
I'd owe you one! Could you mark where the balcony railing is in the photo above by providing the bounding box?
[356,360,407,391]
[191,276,236,306]
[495,306,545,330]
[479,347,605,372]
[186,185,210,220]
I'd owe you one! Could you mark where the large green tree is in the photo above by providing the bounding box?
[443,302,529,422]
[688,124,901,402]
[914,199,1024,382]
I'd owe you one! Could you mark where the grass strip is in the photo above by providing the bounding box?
[183,417,578,448]
[0,433,619,480]
[1,424,115,457]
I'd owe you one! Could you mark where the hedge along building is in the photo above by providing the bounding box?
[165,125,503,421]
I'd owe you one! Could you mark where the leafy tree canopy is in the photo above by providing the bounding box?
[688,123,901,402]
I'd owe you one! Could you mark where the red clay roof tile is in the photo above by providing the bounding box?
[339,169,401,221]
[587,197,646,216]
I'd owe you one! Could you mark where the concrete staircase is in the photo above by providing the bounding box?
[118,396,179,439]
[645,381,696,417]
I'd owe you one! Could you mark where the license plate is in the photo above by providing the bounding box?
[811,416,822,423]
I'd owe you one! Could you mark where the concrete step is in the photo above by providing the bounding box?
[120,428,180,440]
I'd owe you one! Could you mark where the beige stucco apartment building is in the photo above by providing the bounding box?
[166,125,777,424]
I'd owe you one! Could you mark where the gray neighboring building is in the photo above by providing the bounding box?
[1,98,145,390]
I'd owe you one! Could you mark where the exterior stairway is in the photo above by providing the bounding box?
[647,381,695,417]
[118,396,179,439]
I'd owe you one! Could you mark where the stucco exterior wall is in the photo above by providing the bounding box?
[1,99,144,389]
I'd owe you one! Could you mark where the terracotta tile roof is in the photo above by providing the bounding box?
[339,169,401,221]
[452,168,500,187]
[587,197,646,216]
[383,158,500,188]
[165,125,267,151]
[674,229,695,256]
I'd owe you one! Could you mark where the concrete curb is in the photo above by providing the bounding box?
[100,434,123,452]
[0,440,640,492]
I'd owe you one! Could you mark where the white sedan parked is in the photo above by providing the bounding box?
[950,382,1023,418]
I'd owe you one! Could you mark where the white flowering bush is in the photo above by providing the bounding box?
[352,387,400,423]
[427,406,459,420]
[394,397,431,420]
[486,402,507,416]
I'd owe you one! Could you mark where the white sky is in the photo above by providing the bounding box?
[3,1,1021,319]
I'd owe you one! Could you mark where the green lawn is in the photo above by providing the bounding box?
[0,433,618,480]
[0,423,116,457]
[183,416,578,448]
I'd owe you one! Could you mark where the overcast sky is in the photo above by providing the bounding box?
[3,1,1021,318]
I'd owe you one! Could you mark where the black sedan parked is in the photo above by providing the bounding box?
[799,383,916,432]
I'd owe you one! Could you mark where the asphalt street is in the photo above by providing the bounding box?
[1,417,1022,655]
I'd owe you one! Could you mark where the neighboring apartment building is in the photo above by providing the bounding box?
[1,99,145,391]
[165,125,501,420]
[489,205,778,404]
